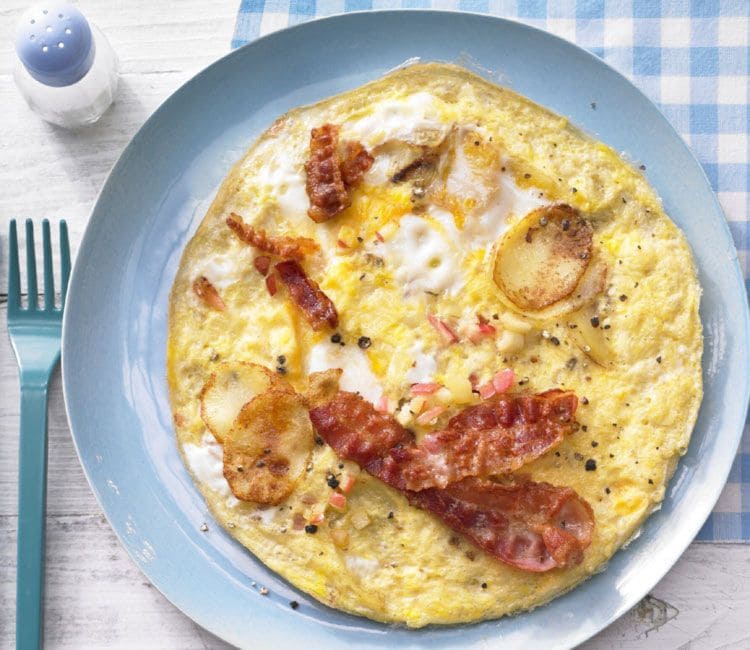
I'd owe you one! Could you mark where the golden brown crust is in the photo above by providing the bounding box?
[493,204,596,312]
[223,388,313,505]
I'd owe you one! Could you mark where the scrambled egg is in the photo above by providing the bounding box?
[167,63,702,627]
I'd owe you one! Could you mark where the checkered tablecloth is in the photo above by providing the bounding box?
[232,0,750,542]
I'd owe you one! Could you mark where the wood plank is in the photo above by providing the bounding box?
[0,514,233,649]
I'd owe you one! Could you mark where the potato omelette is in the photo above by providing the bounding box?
[167,63,702,627]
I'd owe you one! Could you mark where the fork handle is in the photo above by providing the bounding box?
[16,384,49,650]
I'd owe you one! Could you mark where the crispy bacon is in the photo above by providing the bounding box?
[408,477,594,571]
[227,213,318,260]
[192,276,226,311]
[340,141,374,188]
[305,124,349,223]
[253,255,271,276]
[381,389,578,491]
[275,260,338,330]
[309,389,593,571]
[304,124,373,223]
[308,390,411,475]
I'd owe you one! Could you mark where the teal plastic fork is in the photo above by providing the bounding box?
[7,219,70,650]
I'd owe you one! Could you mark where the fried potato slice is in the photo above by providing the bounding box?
[566,302,618,368]
[304,369,343,408]
[223,388,314,505]
[493,204,597,313]
[199,362,280,443]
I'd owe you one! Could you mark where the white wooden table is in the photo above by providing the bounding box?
[1,2,748,648]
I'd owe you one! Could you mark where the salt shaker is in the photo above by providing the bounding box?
[14,3,119,128]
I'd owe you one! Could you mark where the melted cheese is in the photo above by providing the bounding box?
[306,341,383,404]
[343,92,448,148]
[464,171,547,247]
[344,555,381,578]
[193,249,251,290]
[379,213,464,296]
[183,432,232,498]
[405,341,438,383]
[253,144,309,218]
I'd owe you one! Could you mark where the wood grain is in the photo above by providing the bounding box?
[1,1,747,648]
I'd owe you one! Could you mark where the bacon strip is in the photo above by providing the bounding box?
[340,141,374,188]
[275,260,338,330]
[309,390,594,571]
[192,276,226,311]
[304,125,373,223]
[227,213,318,260]
[305,124,349,223]
[408,477,594,571]
[382,390,578,491]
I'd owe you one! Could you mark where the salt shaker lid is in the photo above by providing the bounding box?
[15,3,95,87]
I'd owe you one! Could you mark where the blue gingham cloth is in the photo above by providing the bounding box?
[232,0,750,542]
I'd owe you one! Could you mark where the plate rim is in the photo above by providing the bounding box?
[61,9,750,648]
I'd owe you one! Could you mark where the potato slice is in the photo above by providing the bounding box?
[566,302,617,368]
[304,369,342,408]
[199,362,279,442]
[223,388,313,505]
[493,204,594,312]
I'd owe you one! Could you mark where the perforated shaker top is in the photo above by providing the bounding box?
[15,3,95,87]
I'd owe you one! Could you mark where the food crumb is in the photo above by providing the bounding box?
[199,523,208,532]
[290,600,299,610]
[260,587,269,596]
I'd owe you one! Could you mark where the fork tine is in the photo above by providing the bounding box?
[60,220,71,304]
[25,219,38,310]
[8,219,20,313]
[42,219,54,311]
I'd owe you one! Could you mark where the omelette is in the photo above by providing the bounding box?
[167,63,702,627]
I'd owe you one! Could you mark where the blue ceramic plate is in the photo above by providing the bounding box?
[62,11,749,649]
